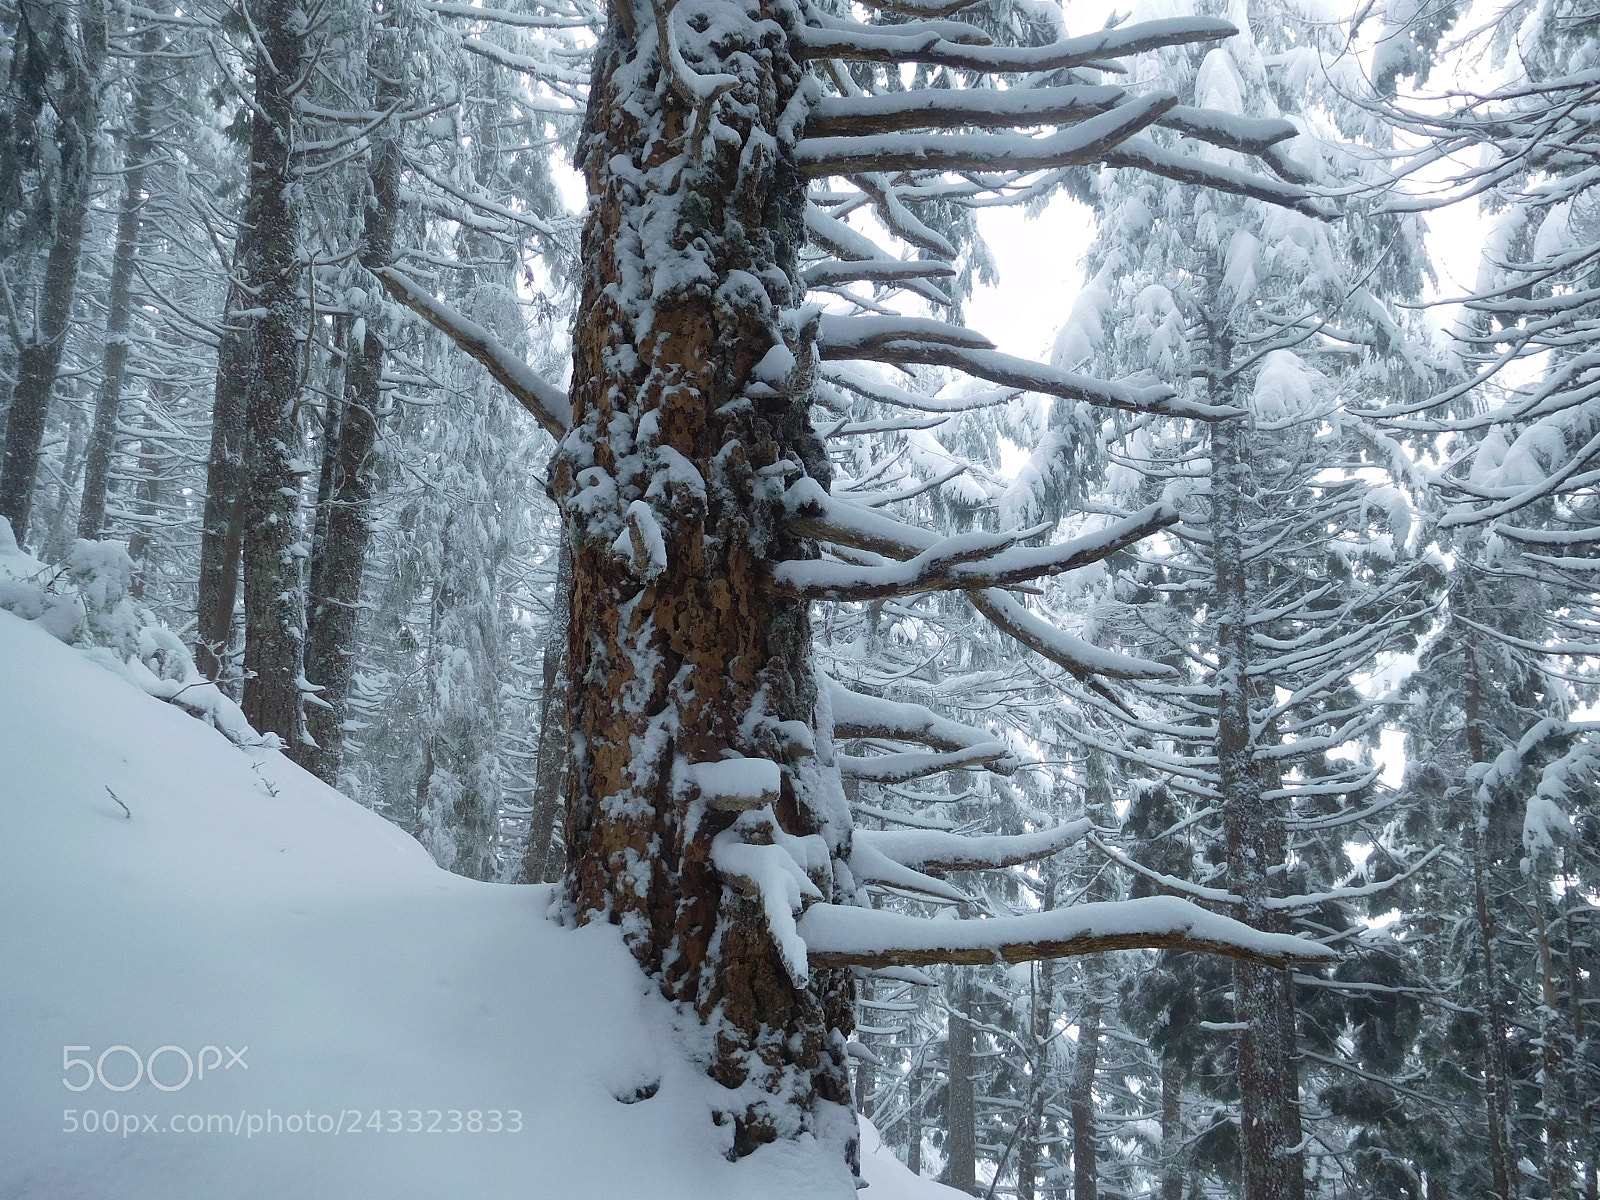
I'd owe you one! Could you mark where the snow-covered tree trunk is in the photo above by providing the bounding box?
[0,0,103,547]
[237,0,309,746]
[195,256,251,684]
[302,29,404,782]
[555,0,854,1160]
[1208,358,1303,1200]
[78,27,158,541]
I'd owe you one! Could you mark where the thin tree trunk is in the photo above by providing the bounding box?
[1209,330,1301,1200]
[124,407,164,596]
[237,0,308,747]
[78,29,160,540]
[1531,856,1571,1200]
[39,399,85,561]
[1161,1057,1184,1200]
[195,278,250,683]
[522,537,569,882]
[1464,642,1516,1200]
[907,1051,924,1176]
[946,975,977,1194]
[1069,995,1101,1200]
[1562,847,1597,1200]
[0,0,103,547]
[301,30,403,781]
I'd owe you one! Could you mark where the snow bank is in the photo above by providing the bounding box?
[0,607,950,1199]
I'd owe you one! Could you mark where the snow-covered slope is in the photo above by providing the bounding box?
[0,607,958,1200]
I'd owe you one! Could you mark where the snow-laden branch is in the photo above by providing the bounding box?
[966,588,1177,680]
[786,479,1177,679]
[855,818,1093,873]
[376,267,571,437]
[805,84,1127,139]
[792,16,1239,74]
[804,206,954,307]
[827,677,1020,771]
[796,92,1177,177]
[771,501,1177,600]
[797,895,1337,969]
[1101,138,1331,219]
[818,335,1241,419]
[839,743,1013,782]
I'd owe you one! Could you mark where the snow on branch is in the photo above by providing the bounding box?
[827,677,1019,772]
[797,895,1337,970]
[804,84,1129,139]
[839,743,1013,783]
[376,267,571,437]
[792,16,1239,74]
[966,588,1177,681]
[804,206,953,307]
[803,259,956,288]
[817,313,995,355]
[855,819,1093,874]
[796,92,1178,178]
[1155,106,1299,155]
[786,479,1177,680]
[770,501,1178,600]
[1101,138,1331,219]
[818,336,1241,419]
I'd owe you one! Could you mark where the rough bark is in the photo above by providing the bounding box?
[77,29,160,540]
[0,0,103,547]
[301,33,403,781]
[236,0,309,746]
[555,0,853,1163]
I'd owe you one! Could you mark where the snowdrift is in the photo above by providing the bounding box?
[0,606,957,1200]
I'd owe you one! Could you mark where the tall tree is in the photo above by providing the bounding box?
[386,0,1339,1169]
[0,0,105,546]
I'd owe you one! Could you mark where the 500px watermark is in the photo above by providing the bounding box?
[62,1108,525,1137]
[62,1045,247,1093]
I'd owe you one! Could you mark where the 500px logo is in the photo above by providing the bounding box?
[63,1045,248,1093]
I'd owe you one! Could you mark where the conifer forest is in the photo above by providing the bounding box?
[1,0,1598,1194]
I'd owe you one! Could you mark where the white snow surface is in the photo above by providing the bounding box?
[0,607,960,1200]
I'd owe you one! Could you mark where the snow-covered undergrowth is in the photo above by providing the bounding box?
[0,587,954,1198]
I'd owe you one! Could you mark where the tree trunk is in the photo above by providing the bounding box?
[1069,995,1101,1200]
[556,2,851,1163]
[77,29,159,541]
[0,0,103,548]
[301,33,403,781]
[237,0,308,747]
[1464,642,1516,1200]
[1210,360,1301,1200]
[1160,1058,1184,1200]
[195,266,251,683]
[946,975,977,1194]
[1531,855,1571,1200]
[124,406,164,596]
[907,1051,924,1176]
